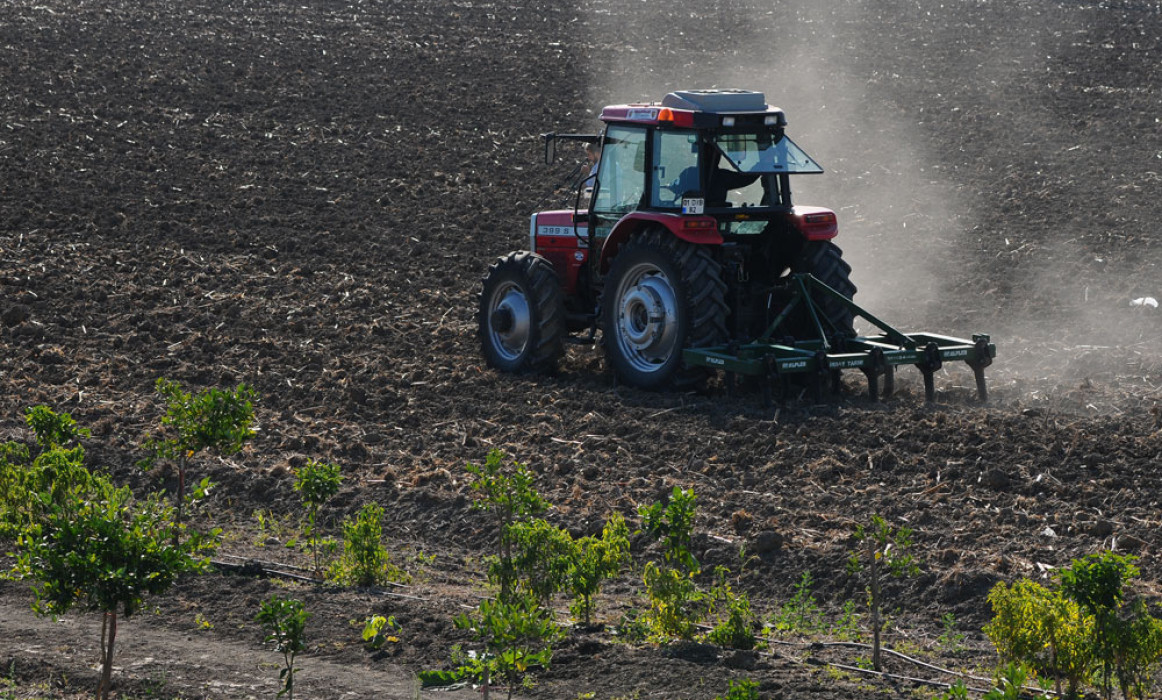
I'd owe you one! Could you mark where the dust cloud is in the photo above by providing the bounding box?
[575,0,1161,405]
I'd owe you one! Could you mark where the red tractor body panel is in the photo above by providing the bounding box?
[530,210,587,296]
[596,212,722,273]
[532,210,726,284]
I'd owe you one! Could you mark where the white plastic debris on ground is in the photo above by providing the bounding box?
[1130,296,1158,309]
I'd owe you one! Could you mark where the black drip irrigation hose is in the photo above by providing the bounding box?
[689,623,1059,698]
[210,554,428,601]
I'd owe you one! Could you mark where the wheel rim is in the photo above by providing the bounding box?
[487,281,532,362]
[612,262,680,374]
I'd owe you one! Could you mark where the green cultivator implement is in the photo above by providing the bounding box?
[684,273,996,404]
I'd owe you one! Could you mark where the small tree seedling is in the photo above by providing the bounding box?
[568,512,631,626]
[292,459,343,578]
[771,570,826,636]
[465,449,548,603]
[24,405,90,451]
[362,614,401,651]
[142,378,256,540]
[327,502,406,586]
[454,593,562,700]
[14,469,216,700]
[714,678,759,700]
[256,595,309,700]
[639,487,705,641]
[847,513,919,671]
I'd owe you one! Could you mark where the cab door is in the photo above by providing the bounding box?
[590,125,648,242]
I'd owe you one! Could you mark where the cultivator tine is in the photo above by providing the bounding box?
[915,339,943,400]
[861,347,888,402]
[916,341,942,402]
[969,334,993,403]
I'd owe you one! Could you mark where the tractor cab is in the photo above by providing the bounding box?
[590,89,824,233]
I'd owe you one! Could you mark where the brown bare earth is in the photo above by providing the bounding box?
[1,0,1161,698]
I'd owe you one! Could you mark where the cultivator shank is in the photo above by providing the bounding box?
[683,274,996,403]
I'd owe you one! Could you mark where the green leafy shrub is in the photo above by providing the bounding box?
[639,487,704,641]
[327,503,406,586]
[1,446,94,540]
[771,571,826,636]
[141,379,256,535]
[984,578,1090,697]
[1059,552,1160,700]
[984,551,1162,700]
[1,407,95,539]
[257,596,309,700]
[465,449,548,602]
[640,486,698,572]
[292,459,343,577]
[705,566,758,650]
[715,678,759,700]
[14,468,216,700]
[454,593,563,700]
[568,512,631,625]
[362,614,401,651]
[506,517,576,606]
[24,405,90,450]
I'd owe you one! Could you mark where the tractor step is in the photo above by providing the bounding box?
[683,274,996,403]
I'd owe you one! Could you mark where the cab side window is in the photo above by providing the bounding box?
[651,130,700,208]
[592,126,647,216]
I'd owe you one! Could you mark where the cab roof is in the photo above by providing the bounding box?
[600,89,788,129]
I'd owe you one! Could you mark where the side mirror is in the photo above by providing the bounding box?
[542,133,556,165]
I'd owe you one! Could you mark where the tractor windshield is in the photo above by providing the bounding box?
[712,132,823,174]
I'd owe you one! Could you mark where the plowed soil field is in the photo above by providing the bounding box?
[1,0,1160,698]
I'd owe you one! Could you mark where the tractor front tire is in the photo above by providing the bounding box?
[793,240,857,336]
[601,229,728,390]
[478,251,565,374]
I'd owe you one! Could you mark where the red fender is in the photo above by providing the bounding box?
[598,212,721,273]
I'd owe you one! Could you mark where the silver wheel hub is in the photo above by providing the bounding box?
[488,283,532,361]
[614,266,679,372]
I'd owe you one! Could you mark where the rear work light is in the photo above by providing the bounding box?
[795,210,838,240]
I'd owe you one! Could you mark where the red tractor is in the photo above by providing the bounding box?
[479,89,994,400]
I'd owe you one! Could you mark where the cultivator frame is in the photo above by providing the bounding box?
[683,274,996,404]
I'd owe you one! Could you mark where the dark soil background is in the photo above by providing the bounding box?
[1,0,1160,698]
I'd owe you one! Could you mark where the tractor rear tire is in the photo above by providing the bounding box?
[478,251,565,374]
[793,241,857,336]
[601,228,728,390]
